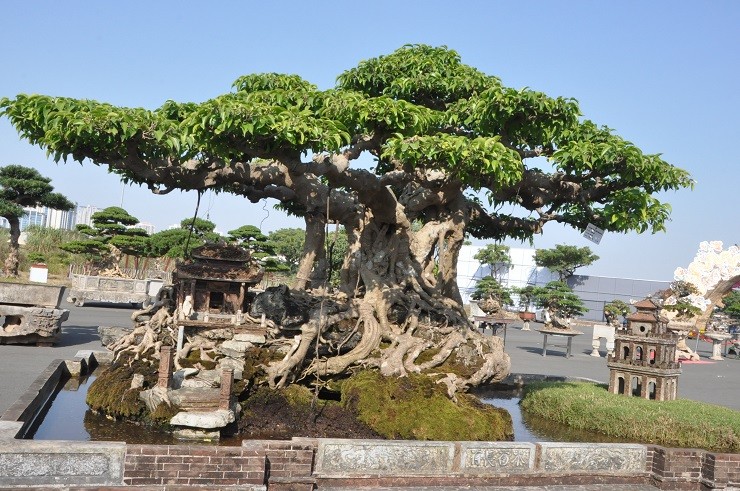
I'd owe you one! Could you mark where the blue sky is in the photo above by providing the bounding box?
[1,1,738,281]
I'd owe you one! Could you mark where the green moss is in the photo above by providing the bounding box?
[150,401,181,423]
[178,349,219,370]
[86,361,156,420]
[521,382,740,453]
[430,352,479,378]
[283,384,315,407]
[342,370,513,441]
[414,347,441,365]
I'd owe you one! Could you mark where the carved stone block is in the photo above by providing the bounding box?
[539,443,646,473]
[459,442,535,473]
[315,439,454,476]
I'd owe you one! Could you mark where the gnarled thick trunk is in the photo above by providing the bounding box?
[264,205,510,396]
[3,218,21,278]
[294,212,327,290]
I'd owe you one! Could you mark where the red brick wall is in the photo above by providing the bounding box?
[118,440,738,489]
[262,440,316,482]
[649,446,740,490]
[123,444,266,487]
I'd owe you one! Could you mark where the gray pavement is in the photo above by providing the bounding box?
[1,304,738,416]
[0,300,132,415]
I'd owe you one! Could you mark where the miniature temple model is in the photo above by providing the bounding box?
[607,298,681,401]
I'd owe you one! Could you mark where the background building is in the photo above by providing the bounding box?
[457,245,670,322]
[74,204,101,228]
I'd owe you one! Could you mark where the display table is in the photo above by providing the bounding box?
[537,328,583,358]
[704,332,732,360]
[472,316,514,346]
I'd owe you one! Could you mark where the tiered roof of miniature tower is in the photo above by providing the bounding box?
[606,298,682,401]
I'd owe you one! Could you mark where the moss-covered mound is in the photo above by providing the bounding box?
[521,381,740,453]
[238,384,381,440]
[86,359,178,423]
[342,370,513,441]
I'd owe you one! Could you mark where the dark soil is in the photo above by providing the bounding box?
[238,387,382,440]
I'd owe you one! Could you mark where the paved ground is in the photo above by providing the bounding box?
[1,303,738,416]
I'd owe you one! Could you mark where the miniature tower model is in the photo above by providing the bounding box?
[607,299,682,401]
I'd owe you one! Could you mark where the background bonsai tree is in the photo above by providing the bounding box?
[1,45,693,395]
[472,244,513,315]
[603,299,631,327]
[0,165,74,277]
[265,228,305,275]
[663,280,703,320]
[62,206,148,275]
[531,281,587,327]
[474,244,512,282]
[512,284,537,313]
[721,290,740,321]
[471,276,513,315]
[146,216,221,263]
[534,244,600,281]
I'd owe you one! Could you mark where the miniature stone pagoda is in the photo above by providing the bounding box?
[607,298,682,401]
[173,243,264,326]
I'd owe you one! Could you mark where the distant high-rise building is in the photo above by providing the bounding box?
[0,205,78,231]
[135,222,156,235]
[75,205,101,227]
[45,207,76,230]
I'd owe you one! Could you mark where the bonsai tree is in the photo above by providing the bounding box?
[534,244,600,281]
[531,281,587,327]
[663,280,703,320]
[603,299,631,327]
[512,284,537,314]
[228,224,293,282]
[0,165,74,277]
[61,206,148,275]
[472,244,513,315]
[1,45,693,396]
[474,244,512,282]
[265,228,305,275]
[471,276,513,315]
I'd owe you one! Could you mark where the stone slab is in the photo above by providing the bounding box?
[170,409,235,429]
[459,442,536,473]
[0,440,126,487]
[315,439,455,477]
[539,443,647,473]
[0,282,64,308]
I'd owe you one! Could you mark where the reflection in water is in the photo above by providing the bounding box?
[30,376,628,445]
[472,385,635,445]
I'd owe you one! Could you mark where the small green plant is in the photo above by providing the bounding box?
[512,285,536,312]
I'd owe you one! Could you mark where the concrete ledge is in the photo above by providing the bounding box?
[0,440,126,487]
[0,359,67,438]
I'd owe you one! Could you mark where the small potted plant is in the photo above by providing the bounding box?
[513,285,536,321]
